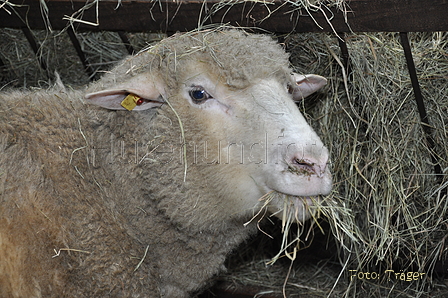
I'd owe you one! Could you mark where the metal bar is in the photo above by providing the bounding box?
[337,32,352,79]
[0,55,7,84]
[0,55,5,71]
[399,32,443,183]
[117,31,135,55]
[21,27,49,74]
[66,27,96,80]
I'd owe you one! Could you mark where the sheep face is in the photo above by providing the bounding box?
[86,29,332,226]
[172,65,331,220]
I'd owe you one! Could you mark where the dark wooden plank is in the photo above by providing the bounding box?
[1,0,447,33]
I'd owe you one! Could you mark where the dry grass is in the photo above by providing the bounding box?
[0,28,164,88]
[211,31,448,298]
[251,31,448,298]
[1,26,447,298]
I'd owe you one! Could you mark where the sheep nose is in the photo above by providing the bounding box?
[289,156,328,178]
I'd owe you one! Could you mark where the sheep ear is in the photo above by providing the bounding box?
[291,74,327,101]
[85,74,165,111]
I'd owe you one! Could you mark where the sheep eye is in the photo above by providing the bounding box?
[189,87,212,104]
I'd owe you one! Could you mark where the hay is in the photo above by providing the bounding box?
[0,28,164,88]
[211,31,448,298]
[325,32,448,271]
[1,26,447,297]
[246,31,447,297]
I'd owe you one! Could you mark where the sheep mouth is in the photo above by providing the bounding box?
[241,190,324,265]
[245,190,321,227]
[269,191,321,221]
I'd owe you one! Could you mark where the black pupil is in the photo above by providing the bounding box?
[192,90,205,100]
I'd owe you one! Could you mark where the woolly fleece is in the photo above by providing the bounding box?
[0,29,325,297]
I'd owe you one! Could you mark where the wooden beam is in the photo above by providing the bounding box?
[1,0,447,33]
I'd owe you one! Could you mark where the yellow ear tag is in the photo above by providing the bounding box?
[121,94,141,111]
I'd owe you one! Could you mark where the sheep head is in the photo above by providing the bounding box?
[85,29,332,229]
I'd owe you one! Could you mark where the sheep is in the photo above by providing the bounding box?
[0,28,332,298]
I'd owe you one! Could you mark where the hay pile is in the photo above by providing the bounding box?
[227,31,447,297]
[321,32,448,272]
[209,31,448,298]
[1,28,447,297]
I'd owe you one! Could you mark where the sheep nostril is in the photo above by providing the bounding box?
[289,157,328,177]
[294,159,316,174]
